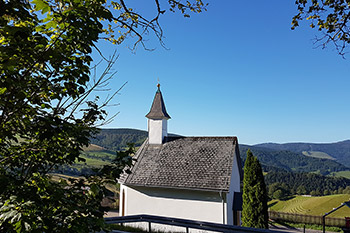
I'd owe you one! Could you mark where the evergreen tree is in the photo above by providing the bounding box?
[242,149,269,229]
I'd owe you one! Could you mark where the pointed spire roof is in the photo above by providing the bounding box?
[146,84,171,119]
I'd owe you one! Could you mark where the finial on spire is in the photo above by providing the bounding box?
[146,79,170,120]
[157,78,160,92]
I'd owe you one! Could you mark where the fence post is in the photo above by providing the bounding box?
[322,215,326,233]
[346,217,350,229]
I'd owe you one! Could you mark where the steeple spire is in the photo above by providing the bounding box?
[146,84,170,144]
[146,84,171,119]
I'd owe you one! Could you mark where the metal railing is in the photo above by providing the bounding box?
[105,214,281,233]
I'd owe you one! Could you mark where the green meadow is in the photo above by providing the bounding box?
[269,194,350,218]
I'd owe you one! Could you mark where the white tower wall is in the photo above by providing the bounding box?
[148,119,168,144]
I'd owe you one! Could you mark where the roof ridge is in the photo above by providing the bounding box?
[165,136,237,139]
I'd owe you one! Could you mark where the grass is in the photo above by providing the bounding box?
[302,151,335,160]
[109,224,148,233]
[83,143,107,152]
[84,151,116,160]
[50,173,79,182]
[76,155,111,167]
[269,194,350,217]
[109,224,183,233]
[271,219,342,232]
[83,144,106,151]
[331,171,350,179]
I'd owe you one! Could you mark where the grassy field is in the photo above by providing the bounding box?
[83,144,107,152]
[330,170,350,179]
[50,173,80,182]
[76,155,111,167]
[269,194,350,217]
[302,151,335,160]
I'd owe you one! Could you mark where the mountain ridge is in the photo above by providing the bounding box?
[89,128,350,175]
[255,140,350,167]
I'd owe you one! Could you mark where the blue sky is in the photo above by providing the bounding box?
[91,0,350,145]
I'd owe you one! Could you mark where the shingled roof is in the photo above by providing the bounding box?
[120,136,242,192]
[145,85,171,119]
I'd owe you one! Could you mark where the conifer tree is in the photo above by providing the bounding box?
[242,149,269,229]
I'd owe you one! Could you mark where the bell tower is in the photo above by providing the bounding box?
[146,84,171,144]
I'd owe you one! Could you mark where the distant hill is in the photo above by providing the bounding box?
[90,128,148,151]
[239,145,349,175]
[90,128,179,151]
[255,140,350,167]
[82,128,350,196]
[88,128,350,175]
[83,144,112,153]
[265,171,350,194]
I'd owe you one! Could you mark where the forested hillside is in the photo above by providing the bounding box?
[88,129,349,176]
[90,128,148,150]
[239,145,349,175]
[255,140,350,167]
[90,128,180,150]
[88,129,349,175]
[77,128,350,198]
[265,171,350,197]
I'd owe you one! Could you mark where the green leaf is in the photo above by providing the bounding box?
[0,87,7,95]
[14,220,22,233]
[32,0,50,13]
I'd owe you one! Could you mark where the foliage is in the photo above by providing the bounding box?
[242,149,268,229]
[0,0,206,232]
[265,171,350,199]
[98,143,136,180]
[268,182,290,200]
[292,0,350,56]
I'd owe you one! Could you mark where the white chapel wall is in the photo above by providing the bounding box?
[121,185,226,225]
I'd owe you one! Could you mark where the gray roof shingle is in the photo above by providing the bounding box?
[120,136,242,192]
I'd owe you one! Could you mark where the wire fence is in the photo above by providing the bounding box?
[269,211,349,228]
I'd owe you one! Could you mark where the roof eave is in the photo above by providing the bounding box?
[124,183,230,193]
